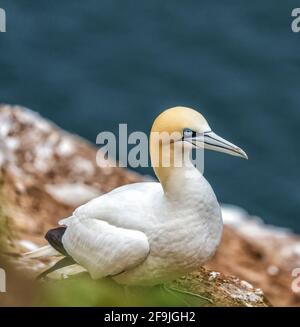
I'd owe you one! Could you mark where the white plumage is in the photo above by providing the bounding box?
[60,169,222,285]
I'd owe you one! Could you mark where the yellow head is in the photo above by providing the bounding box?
[150,106,247,186]
[151,106,210,136]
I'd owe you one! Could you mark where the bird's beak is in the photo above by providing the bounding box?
[187,131,248,159]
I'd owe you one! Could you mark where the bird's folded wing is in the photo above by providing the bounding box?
[62,217,150,279]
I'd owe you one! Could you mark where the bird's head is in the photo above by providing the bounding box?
[150,106,248,160]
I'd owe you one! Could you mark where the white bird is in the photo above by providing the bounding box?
[26,106,247,288]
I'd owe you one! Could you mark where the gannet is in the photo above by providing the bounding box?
[26,106,247,288]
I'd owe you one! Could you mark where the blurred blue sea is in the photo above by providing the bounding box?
[0,1,300,231]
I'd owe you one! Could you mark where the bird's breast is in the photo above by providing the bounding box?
[114,169,223,286]
[113,211,222,286]
[150,204,222,264]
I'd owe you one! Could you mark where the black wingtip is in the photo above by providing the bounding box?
[45,226,68,256]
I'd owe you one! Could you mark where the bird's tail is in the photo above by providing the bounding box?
[36,257,86,280]
[24,226,87,279]
[23,245,61,259]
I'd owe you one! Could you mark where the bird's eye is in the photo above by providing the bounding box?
[183,128,196,138]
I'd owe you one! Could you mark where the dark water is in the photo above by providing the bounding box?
[0,1,300,231]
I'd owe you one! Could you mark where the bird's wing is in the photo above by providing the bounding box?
[61,216,150,279]
[59,182,162,229]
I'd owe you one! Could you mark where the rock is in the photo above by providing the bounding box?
[167,267,270,307]
[0,104,140,245]
[207,205,300,306]
[0,104,293,306]
[45,183,102,207]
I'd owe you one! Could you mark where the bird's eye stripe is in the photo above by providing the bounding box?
[183,128,197,138]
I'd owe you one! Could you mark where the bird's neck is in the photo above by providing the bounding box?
[162,163,206,200]
[151,143,202,196]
